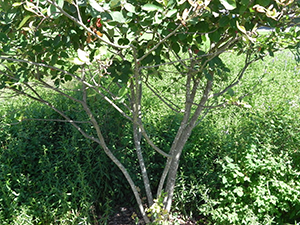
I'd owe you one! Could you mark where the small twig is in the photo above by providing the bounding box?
[74,0,83,23]
[38,79,83,104]
[6,85,99,143]
[212,52,256,98]
[144,81,183,113]
[138,23,183,62]
[139,123,171,158]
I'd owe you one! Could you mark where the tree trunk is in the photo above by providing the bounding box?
[132,56,153,207]
[133,121,153,206]
[164,79,213,211]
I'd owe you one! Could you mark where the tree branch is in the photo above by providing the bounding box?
[139,124,171,158]
[144,81,183,113]
[6,86,100,144]
[138,23,183,62]
[80,83,150,223]
[213,52,255,98]
[45,0,129,49]
[0,56,133,122]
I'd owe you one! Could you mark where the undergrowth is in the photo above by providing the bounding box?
[0,51,300,224]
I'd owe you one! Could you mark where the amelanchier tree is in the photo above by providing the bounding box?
[0,0,299,222]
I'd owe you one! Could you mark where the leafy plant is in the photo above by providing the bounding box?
[200,144,300,224]
[0,92,124,224]
[146,192,180,225]
[1,0,300,223]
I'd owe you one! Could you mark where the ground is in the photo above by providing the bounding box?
[108,206,200,224]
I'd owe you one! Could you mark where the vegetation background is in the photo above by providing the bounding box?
[1,0,300,224]
[1,49,300,224]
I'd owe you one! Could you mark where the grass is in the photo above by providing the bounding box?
[0,50,300,224]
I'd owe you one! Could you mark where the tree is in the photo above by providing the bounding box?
[0,0,299,222]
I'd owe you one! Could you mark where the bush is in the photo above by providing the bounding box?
[0,91,133,224]
[200,143,300,224]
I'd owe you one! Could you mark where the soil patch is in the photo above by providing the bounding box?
[107,206,204,224]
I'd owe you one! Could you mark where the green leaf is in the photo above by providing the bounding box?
[141,4,163,12]
[118,86,128,98]
[60,51,69,58]
[69,57,85,65]
[236,21,246,34]
[220,0,236,10]
[51,54,58,65]
[172,42,180,54]
[109,11,126,23]
[165,9,177,17]
[32,45,42,53]
[142,53,154,64]
[219,16,230,27]
[47,0,64,18]
[154,13,163,24]
[140,33,153,41]
[57,0,64,8]
[54,79,60,86]
[12,2,23,7]
[17,15,31,30]
[239,5,247,14]
[47,4,58,18]
[118,38,130,45]
[3,45,10,52]
[204,71,213,81]
[24,1,36,13]
[227,88,235,96]
[77,49,90,64]
[124,3,135,13]
[53,35,61,46]
[233,187,244,197]
[65,75,72,81]
[257,0,270,6]
[241,0,248,5]
[109,0,121,8]
[154,55,161,64]
[88,0,105,12]
[99,12,112,21]
[209,30,220,43]
[0,33,9,43]
[201,34,211,53]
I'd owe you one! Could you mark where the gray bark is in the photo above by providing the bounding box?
[164,79,213,211]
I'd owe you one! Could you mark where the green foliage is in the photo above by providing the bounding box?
[1,0,300,223]
[1,50,300,223]
[146,192,170,225]
[1,0,298,88]
[146,192,180,225]
[201,144,300,224]
[171,51,300,223]
[172,111,300,223]
[0,90,132,224]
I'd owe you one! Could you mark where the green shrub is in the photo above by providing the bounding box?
[0,91,131,224]
[200,143,300,224]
